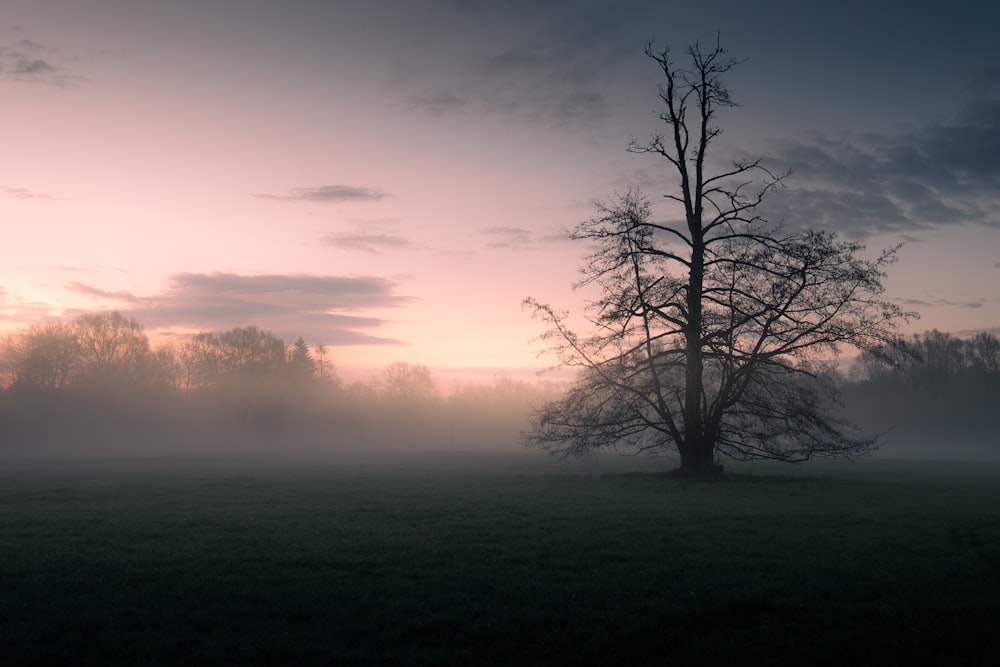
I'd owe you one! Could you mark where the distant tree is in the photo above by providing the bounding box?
[286,337,316,382]
[184,325,286,388]
[376,362,437,403]
[313,343,339,388]
[845,330,1000,453]
[145,344,184,391]
[1,322,80,388]
[216,325,285,380]
[859,330,1000,400]
[969,331,1000,379]
[178,333,223,390]
[524,40,912,476]
[74,312,153,385]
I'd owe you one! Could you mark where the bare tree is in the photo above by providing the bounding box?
[183,325,286,389]
[74,312,153,385]
[1,322,80,388]
[376,362,437,403]
[524,40,912,476]
[312,343,340,388]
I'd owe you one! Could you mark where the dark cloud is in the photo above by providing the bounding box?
[254,185,388,203]
[68,273,408,346]
[404,1,632,126]
[897,296,985,311]
[0,39,78,87]
[760,91,1000,238]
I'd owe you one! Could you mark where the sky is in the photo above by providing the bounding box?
[2,0,998,377]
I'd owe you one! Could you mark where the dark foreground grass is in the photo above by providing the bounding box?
[1,455,999,666]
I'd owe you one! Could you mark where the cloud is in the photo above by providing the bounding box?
[65,282,139,303]
[897,295,986,311]
[254,185,388,203]
[319,218,413,254]
[484,226,534,248]
[320,233,411,254]
[760,90,1000,238]
[408,90,467,116]
[483,225,570,248]
[1,184,59,200]
[403,2,631,127]
[67,273,408,346]
[0,39,79,87]
[958,326,1000,338]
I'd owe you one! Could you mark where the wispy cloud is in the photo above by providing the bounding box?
[320,233,411,254]
[66,273,409,345]
[65,282,139,303]
[0,39,80,87]
[1,184,60,200]
[409,90,467,116]
[484,226,533,248]
[319,218,412,254]
[483,225,570,248]
[404,2,630,127]
[254,185,388,203]
[898,295,986,310]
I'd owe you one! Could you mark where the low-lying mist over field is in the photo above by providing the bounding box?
[1,315,998,464]
[0,371,563,461]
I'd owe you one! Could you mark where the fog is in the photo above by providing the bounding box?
[0,374,555,461]
[2,317,998,467]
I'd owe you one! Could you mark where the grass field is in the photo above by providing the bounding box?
[1,453,999,665]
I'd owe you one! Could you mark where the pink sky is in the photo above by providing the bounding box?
[2,1,999,375]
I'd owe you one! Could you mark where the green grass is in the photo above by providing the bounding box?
[1,455,999,665]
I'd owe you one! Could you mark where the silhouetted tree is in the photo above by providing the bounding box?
[970,331,1000,379]
[845,330,1000,454]
[216,325,285,380]
[183,325,286,388]
[74,312,154,385]
[1,322,80,388]
[313,343,339,388]
[859,330,1000,400]
[525,40,911,476]
[286,337,316,382]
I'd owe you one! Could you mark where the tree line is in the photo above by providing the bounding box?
[0,311,995,458]
[0,311,563,456]
[840,330,1000,456]
[1,312,331,393]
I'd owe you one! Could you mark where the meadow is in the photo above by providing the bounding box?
[1,453,999,666]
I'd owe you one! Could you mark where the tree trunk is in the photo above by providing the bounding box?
[674,441,722,477]
[677,236,719,477]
